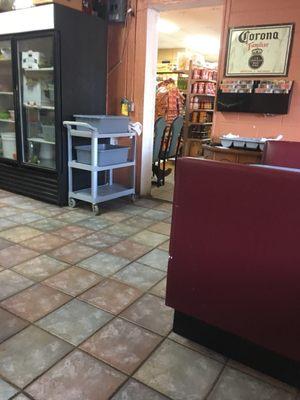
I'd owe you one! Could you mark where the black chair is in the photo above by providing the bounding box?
[161,116,184,185]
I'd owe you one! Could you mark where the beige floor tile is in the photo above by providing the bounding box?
[1,283,71,322]
[0,378,18,400]
[103,223,142,238]
[158,240,170,252]
[21,233,69,252]
[79,279,141,314]
[208,367,295,400]
[79,252,130,276]
[13,255,68,282]
[113,262,165,291]
[27,350,126,400]
[121,293,174,336]
[0,245,39,268]
[53,225,93,240]
[112,379,169,400]
[168,332,227,364]
[0,325,72,388]
[0,308,29,344]
[100,211,131,223]
[80,318,161,374]
[11,394,30,400]
[49,242,97,264]
[134,339,223,400]
[37,299,113,345]
[143,209,170,221]
[8,211,44,224]
[137,249,169,272]
[148,222,171,236]
[0,270,34,301]
[44,266,102,296]
[78,231,121,249]
[106,240,151,261]
[149,278,167,298]
[0,238,13,251]
[131,230,169,248]
[123,216,154,230]
[0,226,42,243]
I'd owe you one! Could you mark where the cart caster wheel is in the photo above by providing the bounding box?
[68,198,77,208]
[131,194,136,203]
[92,204,100,216]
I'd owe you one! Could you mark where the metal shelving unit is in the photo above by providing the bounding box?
[182,60,217,156]
[64,121,136,215]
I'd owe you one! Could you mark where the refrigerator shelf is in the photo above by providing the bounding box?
[23,67,54,72]
[0,119,14,123]
[23,103,54,110]
[27,137,55,145]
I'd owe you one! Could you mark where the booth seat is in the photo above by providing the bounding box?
[262,140,300,168]
[166,156,300,387]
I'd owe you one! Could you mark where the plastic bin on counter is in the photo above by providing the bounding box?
[75,144,129,166]
[74,115,130,134]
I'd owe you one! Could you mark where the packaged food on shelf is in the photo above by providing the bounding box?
[23,76,54,106]
[254,80,293,94]
[22,51,46,70]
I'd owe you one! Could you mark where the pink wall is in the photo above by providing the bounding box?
[213,0,300,141]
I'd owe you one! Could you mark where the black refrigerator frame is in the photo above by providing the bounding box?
[0,4,107,205]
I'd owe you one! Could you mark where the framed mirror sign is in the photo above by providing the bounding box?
[225,24,294,76]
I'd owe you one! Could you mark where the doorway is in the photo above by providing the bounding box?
[147,4,224,202]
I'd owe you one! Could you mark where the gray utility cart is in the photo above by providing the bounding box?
[63,121,136,215]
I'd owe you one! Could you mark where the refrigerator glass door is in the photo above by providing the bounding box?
[17,35,56,169]
[0,40,17,160]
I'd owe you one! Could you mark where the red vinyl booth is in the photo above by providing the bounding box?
[262,140,300,168]
[166,148,300,387]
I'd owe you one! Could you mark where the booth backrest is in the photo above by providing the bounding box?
[262,140,300,168]
[166,157,300,362]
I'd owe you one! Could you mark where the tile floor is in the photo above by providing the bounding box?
[151,161,175,203]
[0,189,298,400]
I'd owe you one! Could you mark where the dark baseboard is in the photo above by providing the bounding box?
[173,311,300,389]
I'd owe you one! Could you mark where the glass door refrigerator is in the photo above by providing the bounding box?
[0,39,16,161]
[0,4,107,205]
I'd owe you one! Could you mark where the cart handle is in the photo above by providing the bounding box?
[63,121,98,132]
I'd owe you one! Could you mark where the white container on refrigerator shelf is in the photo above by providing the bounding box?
[23,76,53,106]
[22,50,45,70]
[1,132,16,159]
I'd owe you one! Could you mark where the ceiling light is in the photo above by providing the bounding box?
[185,35,220,57]
[158,18,180,34]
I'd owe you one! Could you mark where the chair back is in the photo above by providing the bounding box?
[153,117,167,163]
[165,116,184,159]
[262,140,300,169]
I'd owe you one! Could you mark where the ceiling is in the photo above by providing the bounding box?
[158,6,223,62]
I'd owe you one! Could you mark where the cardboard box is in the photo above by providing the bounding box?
[33,0,82,11]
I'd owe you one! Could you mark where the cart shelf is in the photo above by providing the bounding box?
[70,183,134,203]
[69,130,134,139]
[69,160,135,172]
